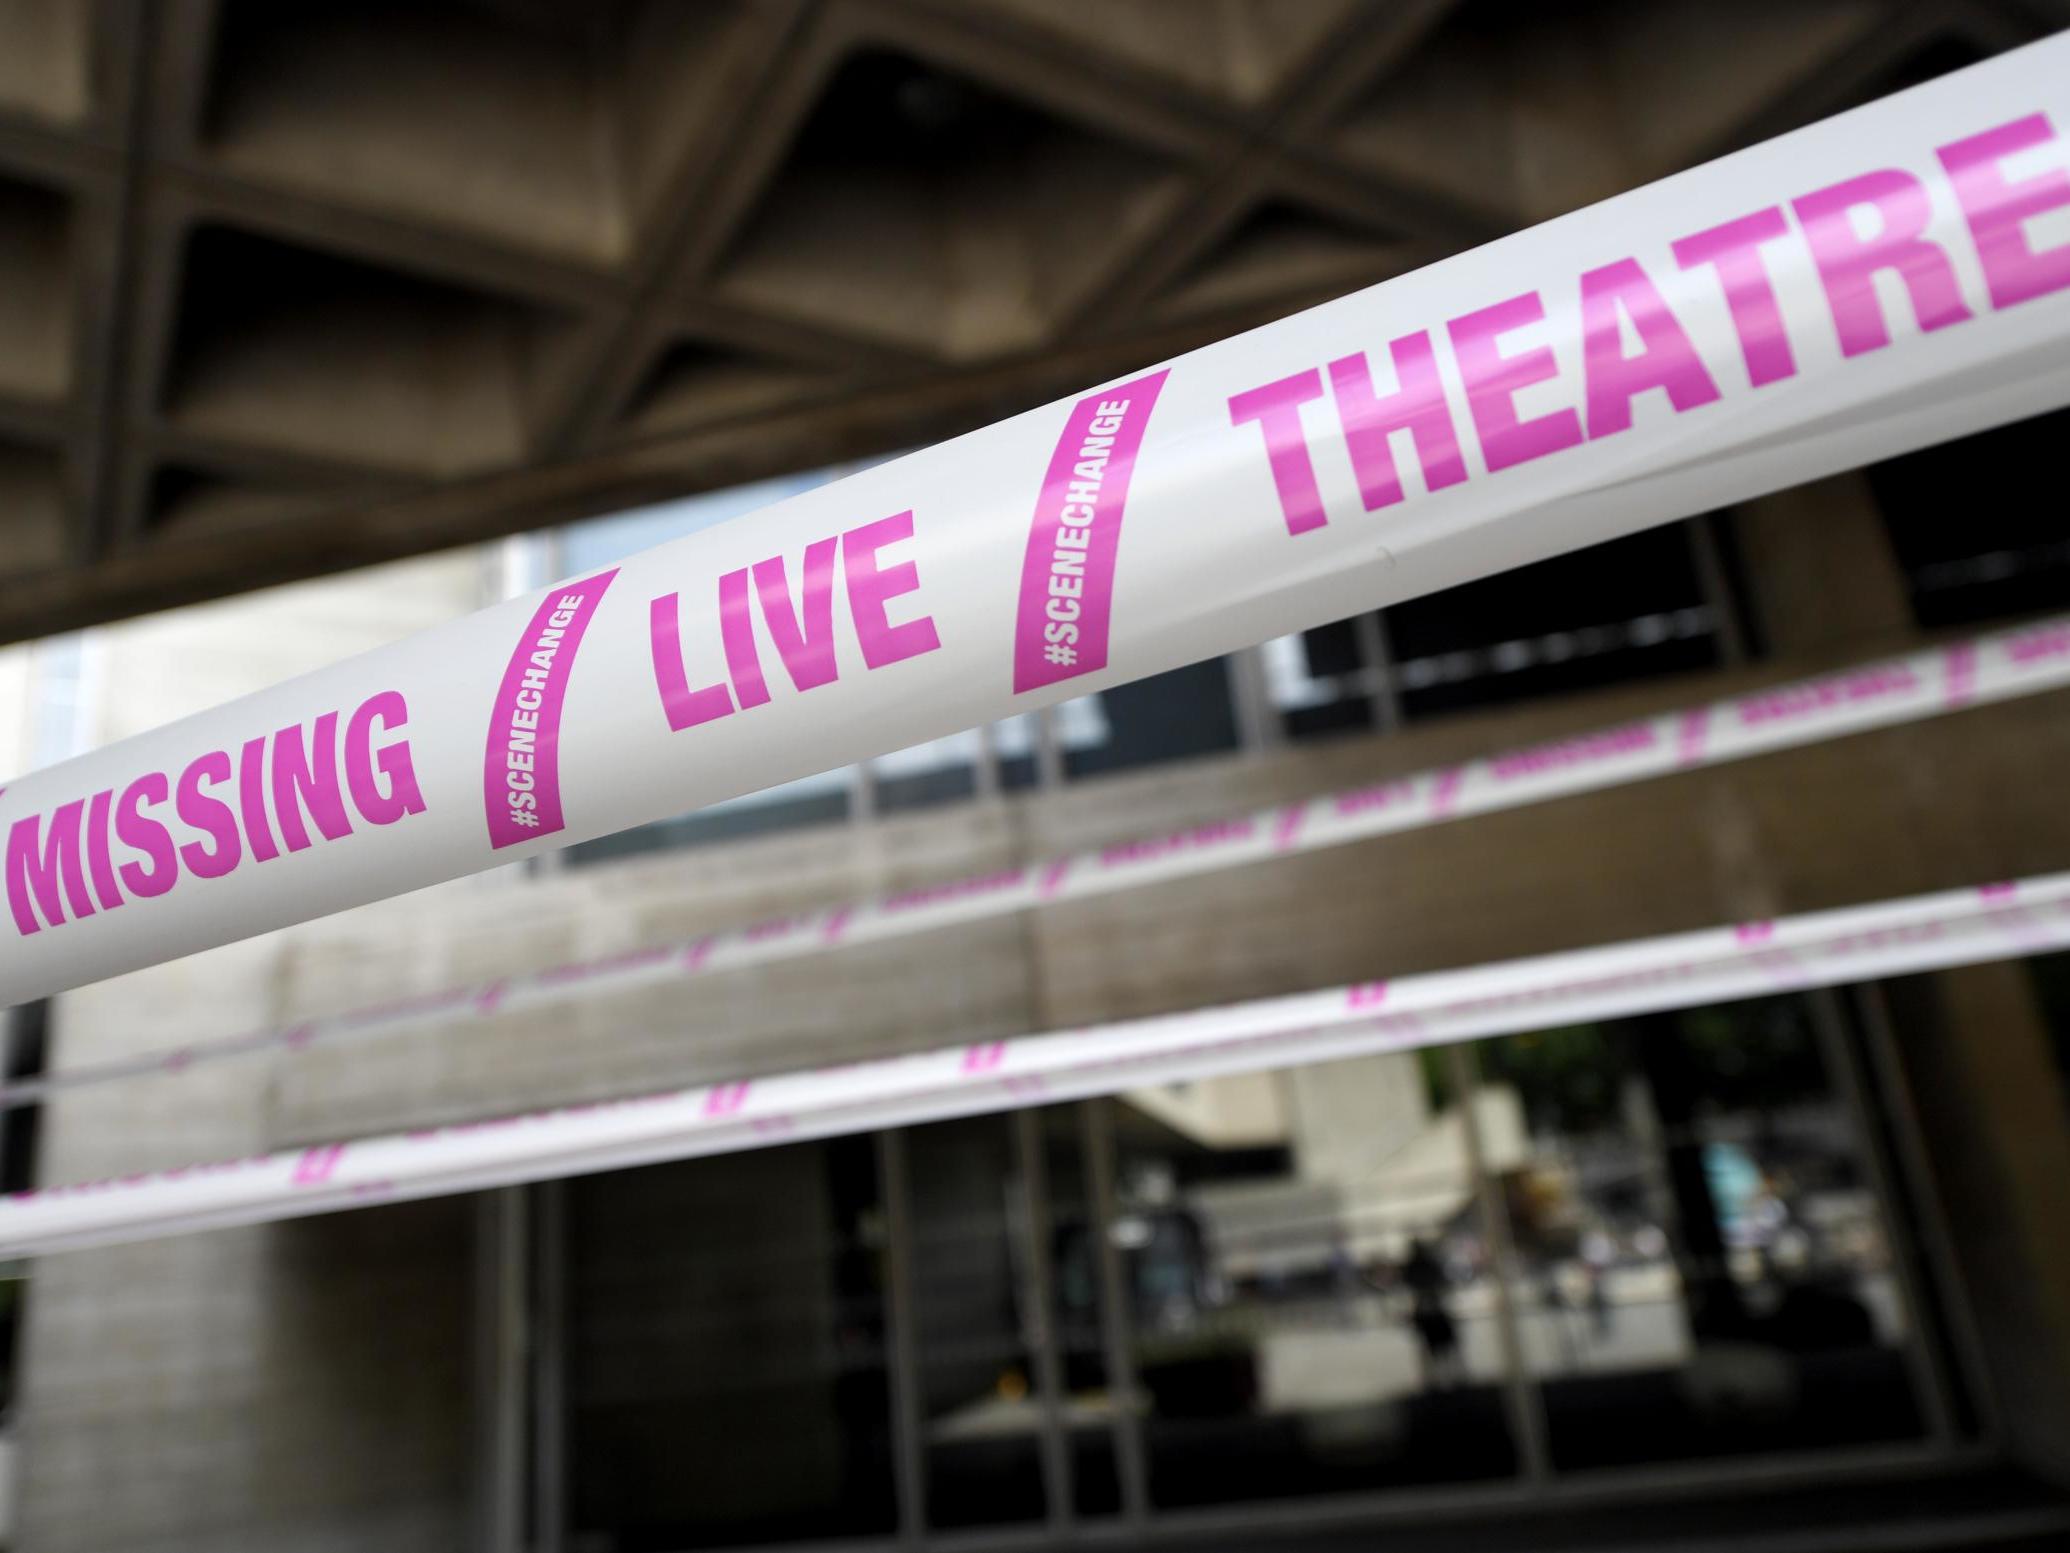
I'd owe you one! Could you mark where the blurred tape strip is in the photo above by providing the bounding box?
[6,871,2066,1257]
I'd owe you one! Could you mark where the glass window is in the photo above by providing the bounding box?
[552,992,1951,1539]
[993,702,1115,792]
[1471,997,1928,1473]
[871,729,983,814]
[1063,659,1241,780]
[1261,517,1747,743]
[1264,617,1385,742]
[563,768,857,866]
[1869,406,2070,629]
[564,1139,895,1550]
[1104,1055,1521,1509]
[902,1109,1132,1528]
[1037,1105,1126,1518]
[905,1116,1047,1529]
[1383,520,1729,722]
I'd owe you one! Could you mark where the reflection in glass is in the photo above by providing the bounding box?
[1469,999,1927,1472]
[549,994,1949,1541]
[1105,1053,1522,1508]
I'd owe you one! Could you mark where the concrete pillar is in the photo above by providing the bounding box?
[1880,963,2070,1481]
[1735,470,1915,659]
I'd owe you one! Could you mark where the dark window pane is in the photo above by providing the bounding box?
[907,1116,1048,1530]
[1264,619,1382,744]
[564,773,854,866]
[0,1001,46,1196]
[1385,522,1726,721]
[873,762,978,812]
[1065,659,1240,779]
[1868,407,2070,629]
[872,731,982,814]
[1284,697,1379,741]
[566,1140,895,1550]
[998,752,1043,792]
[2031,952,2070,1122]
[1301,618,1365,679]
[0,1001,42,1420]
[1039,1104,1124,1519]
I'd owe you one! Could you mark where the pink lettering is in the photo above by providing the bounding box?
[238,735,279,864]
[1672,207,1799,387]
[1938,112,2070,308]
[175,751,241,880]
[1579,257,1721,437]
[884,868,1028,913]
[1792,169,1973,356]
[1737,665,1919,724]
[271,712,354,853]
[84,789,122,911]
[718,566,770,710]
[291,1143,347,1186]
[1491,725,1658,780]
[345,691,427,826]
[1328,332,1468,510]
[1229,369,1329,534]
[650,592,733,731]
[114,773,176,899]
[1334,781,1414,817]
[704,1080,752,1117]
[752,537,841,691]
[1447,291,1584,472]
[2008,623,2070,663]
[1099,819,1254,866]
[6,799,94,934]
[843,511,941,669]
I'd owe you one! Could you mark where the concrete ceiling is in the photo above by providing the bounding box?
[0,0,2061,643]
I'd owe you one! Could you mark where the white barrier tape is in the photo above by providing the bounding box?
[6,872,2066,1258]
[3,40,2068,1003]
[9,615,2067,1111]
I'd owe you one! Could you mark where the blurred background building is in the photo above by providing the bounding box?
[0,2,2069,1552]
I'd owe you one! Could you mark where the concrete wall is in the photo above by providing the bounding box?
[11,552,494,1552]
[17,941,476,1553]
